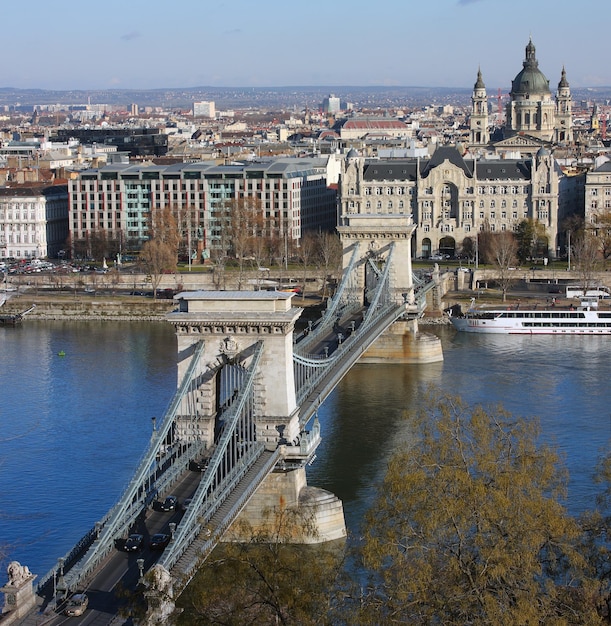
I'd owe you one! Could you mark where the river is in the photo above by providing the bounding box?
[0,321,609,582]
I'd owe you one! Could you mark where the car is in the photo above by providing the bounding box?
[65,593,89,616]
[150,532,171,550]
[159,495,178,511]
[189,459,208,472]
[124,533,144,552]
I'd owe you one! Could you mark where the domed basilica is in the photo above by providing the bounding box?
[470,38,573,151]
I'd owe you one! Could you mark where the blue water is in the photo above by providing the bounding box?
[0,322,177,581]
[307,328,611,534]
[0,322,609,583]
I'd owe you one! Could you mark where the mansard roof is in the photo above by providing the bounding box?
[592,160,611,173]
[475,159,531,180]
[362,159,418,181]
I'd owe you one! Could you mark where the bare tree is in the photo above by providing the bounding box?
[571,230,600,297]
[226,196,264,290]
[590,208,611,259]
[296,232,317,300]
[140,207,180,298]
[315,230,342,299]
[210,200,232,289]
[488,232,518,302]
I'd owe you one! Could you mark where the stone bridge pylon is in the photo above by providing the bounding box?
[337,151,443,364]
[168,291,347,543]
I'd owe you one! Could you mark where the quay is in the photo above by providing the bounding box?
[0,305,36,326]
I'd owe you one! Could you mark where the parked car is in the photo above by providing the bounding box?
[124,533,144,552]
[149,533,171,550]
[159,495,178,512]
[65,593,89,616]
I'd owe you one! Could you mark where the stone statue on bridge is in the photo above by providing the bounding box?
[2,561,37,622]
[6,562,32,587]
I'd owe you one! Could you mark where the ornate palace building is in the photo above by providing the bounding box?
[339,145,563,259]
[338,39,578,260]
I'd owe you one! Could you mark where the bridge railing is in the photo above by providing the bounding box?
[158,342,266,575]
[295,300,409,428]
[295,243,362,353]
[51,340,209,594]
[170,447,282,594]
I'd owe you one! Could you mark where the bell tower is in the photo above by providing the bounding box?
[470,68,489,147]
[555,67,573,144]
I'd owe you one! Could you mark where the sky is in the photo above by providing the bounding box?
[5,0,610,91]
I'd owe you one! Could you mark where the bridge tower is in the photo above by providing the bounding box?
[336,149,443,363]
[170,291,303,448]
[168,290,346,542]
[337,149,417,306]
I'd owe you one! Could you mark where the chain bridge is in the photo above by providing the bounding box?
[20,237,441,624]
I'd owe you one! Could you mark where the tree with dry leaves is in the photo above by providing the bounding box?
[354,390,602,625]
[140,206,180,298]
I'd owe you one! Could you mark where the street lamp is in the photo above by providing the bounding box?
[55,558,67,605]
[137,558,145,584]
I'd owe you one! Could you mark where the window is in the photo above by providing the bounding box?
[491,211,496,219]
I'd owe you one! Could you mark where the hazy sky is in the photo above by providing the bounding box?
[6,0,609,91]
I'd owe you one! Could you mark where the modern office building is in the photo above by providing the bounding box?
[68,158,337,259]
[193,101,216,118]
[54,128,169,158]
[321,95,341,115]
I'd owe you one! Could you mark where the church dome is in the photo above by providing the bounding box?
[510,39,550,97]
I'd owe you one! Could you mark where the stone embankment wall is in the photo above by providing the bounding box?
[1,296,175,321]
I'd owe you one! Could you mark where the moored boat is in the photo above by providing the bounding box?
[446,298,611,335]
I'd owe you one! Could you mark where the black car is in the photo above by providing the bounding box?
[149,533,171,550]
[159,495,178,511]
[189,459,209,472]
[124,533,144,552]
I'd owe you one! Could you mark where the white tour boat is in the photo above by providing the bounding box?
[446,298,611,335]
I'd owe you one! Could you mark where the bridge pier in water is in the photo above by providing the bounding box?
[169,291,346,544]
[337,212,443,364]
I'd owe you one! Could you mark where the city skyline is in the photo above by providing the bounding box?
[5,0,611,92]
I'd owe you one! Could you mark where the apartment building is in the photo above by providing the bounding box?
[0,183,68,259]
[68,157,337,259]
[585,159,611,227]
